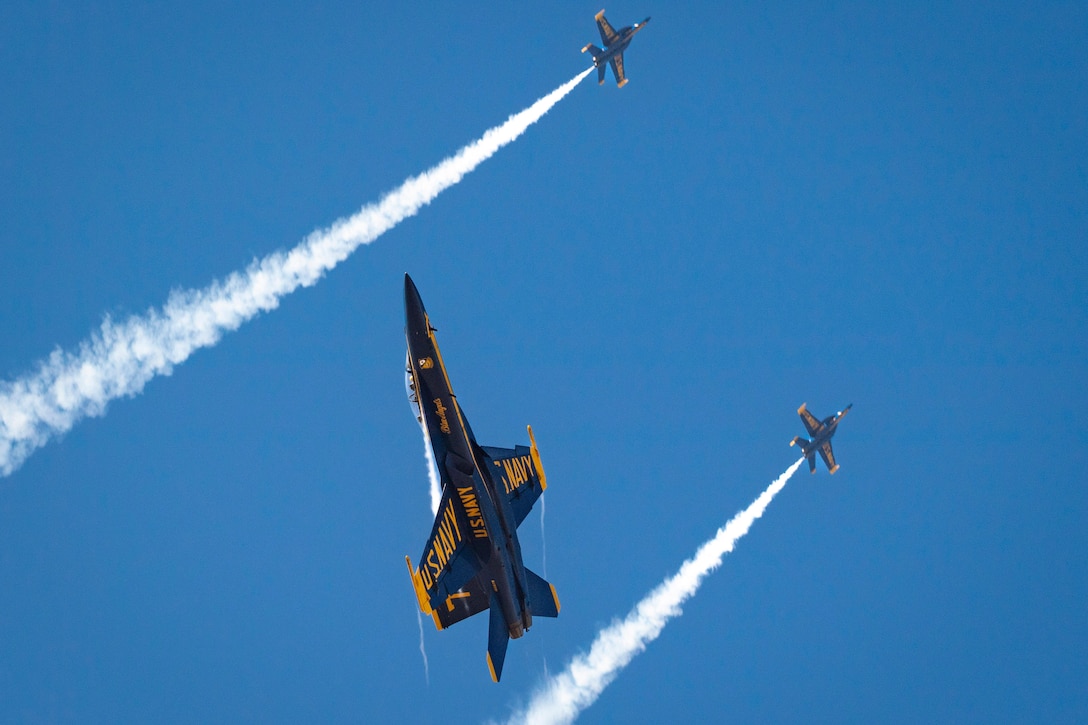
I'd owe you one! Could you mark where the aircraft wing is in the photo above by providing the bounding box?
[412,484,489,616]
[483,444,546,528]
[609,53,627,87]
[596,11,619,45]
[818,442,840,474]
[798,404,823,436]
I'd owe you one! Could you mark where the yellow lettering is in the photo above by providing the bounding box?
[433,397,451,434]
[433,535,447,569]
[440,519,455,560]
[420,563,433,589]
[455,485,488,539]
[447,501,462,544]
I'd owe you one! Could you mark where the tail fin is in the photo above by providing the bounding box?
[486,594,510,683]
[807,453,817,474]
[524,568,560,619]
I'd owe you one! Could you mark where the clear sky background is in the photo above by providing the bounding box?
[1,2,1086,722]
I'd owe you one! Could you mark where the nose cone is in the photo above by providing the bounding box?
[404,273,428,333]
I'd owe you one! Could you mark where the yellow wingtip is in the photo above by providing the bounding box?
[528,425,547,491]
[487,652,499,682]
[405,555,433,616]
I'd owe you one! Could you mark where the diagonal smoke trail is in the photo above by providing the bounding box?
[511,458,806,725]
[420,419,441,516]
[0,68,593,478]
[416,607,431,685]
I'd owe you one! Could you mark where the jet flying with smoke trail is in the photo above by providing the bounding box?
[0,68,593,478]
[511,458,806,725]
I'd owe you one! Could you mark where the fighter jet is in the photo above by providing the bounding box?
[402,274,559,683]
[790,403,853,474]
[582,9,651,87]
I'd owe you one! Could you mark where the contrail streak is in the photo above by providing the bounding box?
[0,68,593,477]
[421,420,441,516]
[415,607,431,685]
[511,458,806,725]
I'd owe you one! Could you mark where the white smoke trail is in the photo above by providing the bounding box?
[415,607,431,685]
[421,420,442,517]
[511,458,806,725]
[416,426,440,681]
[0,68,593,477]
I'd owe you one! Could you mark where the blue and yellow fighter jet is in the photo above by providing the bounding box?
[581,9,651,87]
[790,403,853,474]
[402,274,559,683]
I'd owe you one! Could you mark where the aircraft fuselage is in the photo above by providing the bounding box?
[404,277,533,639]
[799,415,842,455]
[591,26,642,66]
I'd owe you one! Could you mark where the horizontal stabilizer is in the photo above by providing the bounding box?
[582,43,603,59]
[807,453,817,474]
[487,593,510,683]
[525,568,560,619]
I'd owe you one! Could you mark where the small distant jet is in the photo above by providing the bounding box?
[582,9,651,87]
[402,274,559,683]
[790,403,852,474]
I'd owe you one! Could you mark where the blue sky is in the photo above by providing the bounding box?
[2,2,1086,722]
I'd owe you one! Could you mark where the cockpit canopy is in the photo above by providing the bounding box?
[405,353,422,424]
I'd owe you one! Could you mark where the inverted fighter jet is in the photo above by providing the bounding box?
[581,9,651,87]
[403,274,559,683]
[790,403,853,474]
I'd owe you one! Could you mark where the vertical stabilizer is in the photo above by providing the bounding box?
[486,594,510,683]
